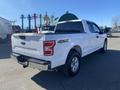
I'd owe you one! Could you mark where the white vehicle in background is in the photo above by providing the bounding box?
[11,20,107,76]
[0,17,12,40]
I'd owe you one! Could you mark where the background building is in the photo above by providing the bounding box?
[0,17,12,40]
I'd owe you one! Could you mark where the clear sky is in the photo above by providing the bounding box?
[0,0,120,27]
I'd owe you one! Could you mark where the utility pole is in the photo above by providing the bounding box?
[38,14,42,33]
[27,14,32,31]
[39,14,42,28]
[33,13,37,32]
[10,20,16,33]
[20,14,25,30]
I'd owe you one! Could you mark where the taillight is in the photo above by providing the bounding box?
[43,40,56,56]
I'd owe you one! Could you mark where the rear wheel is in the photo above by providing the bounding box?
[64,51,81,77]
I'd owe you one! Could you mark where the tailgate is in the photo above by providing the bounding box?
[12,33,45,58]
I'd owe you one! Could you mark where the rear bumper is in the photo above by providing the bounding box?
[11,53,51,70]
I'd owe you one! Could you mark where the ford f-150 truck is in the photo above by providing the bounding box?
[11,20,107,76]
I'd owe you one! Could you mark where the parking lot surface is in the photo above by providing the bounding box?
[0,33,120,90]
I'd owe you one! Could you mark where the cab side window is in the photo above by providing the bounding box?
[87,22,100,33]
[92,24,100,33]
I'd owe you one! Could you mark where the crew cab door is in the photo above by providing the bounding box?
[87,22,104,51]
[92,23,105,48]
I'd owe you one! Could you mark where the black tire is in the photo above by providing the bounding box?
[101,40,107,53]
[64,51,81,77]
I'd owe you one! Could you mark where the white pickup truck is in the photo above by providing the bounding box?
[11,20,107,76]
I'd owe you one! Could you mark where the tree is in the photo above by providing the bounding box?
[112,16,120,31]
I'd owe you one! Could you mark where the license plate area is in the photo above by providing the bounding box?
[16,55,49,70]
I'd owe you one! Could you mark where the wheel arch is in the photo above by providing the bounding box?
[67,45,82,57]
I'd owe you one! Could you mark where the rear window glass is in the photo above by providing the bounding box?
[55,21,84,34]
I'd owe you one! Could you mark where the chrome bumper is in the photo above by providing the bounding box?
[11,53,51,70]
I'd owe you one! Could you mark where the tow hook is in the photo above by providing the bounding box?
[22,61,29,68]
